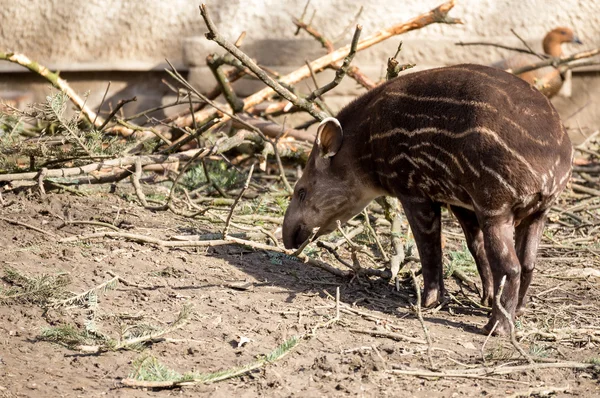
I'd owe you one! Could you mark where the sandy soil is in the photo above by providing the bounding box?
[0,190,599,397]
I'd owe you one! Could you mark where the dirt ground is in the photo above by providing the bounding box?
[0,188,599,398]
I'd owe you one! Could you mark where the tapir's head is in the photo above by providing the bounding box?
[282,117,382,249]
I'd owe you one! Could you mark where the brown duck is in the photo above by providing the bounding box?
[493,27,582,98]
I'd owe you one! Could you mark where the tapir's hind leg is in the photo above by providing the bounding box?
[450,206,494,307]
[400,197,443,307]
[515,210,547,317]
[480,216,520,336]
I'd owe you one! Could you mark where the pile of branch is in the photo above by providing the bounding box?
[0,1,460,195]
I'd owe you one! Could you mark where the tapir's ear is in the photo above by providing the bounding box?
[316,117,343,158]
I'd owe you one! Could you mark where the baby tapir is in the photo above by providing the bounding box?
[282,64,573,335]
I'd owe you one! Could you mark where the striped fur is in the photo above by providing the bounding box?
[282,64,573,336]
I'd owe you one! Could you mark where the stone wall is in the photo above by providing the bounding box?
[0,0,598,131]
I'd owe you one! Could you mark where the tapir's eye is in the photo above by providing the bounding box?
[560,30,567,35]
[298,188,306,202]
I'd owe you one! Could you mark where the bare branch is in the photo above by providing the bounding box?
[99,97,137,131]
[508,48,600,75]
[386,41,415,80]
[180,1,461,128]
[93,81,111,126]
[455,41,542,55]
[206,53,245,113]
[223,164,255,238]
[305,24,362,102]
[200,4,327,120]
[0,52,103,126]
[510,28,545,60]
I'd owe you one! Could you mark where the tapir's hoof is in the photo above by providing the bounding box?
[515,305,526,317]
[481,295,493,308]
[482,318,509,336]
[422,288,441,308]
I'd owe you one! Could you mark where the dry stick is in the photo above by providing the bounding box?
[58,220,120,232]
[386,41,415,80]
[206,53,245,112]
[349,328,427,345]
[37,168,47,197]
[161,117,220,154]
[0,147,216,182]
[516,328,600,344]
[0,216,57,238]
[388,361,595,379]
[125,96,196,122]
[180,0,461,128]
[303,61,334,116]
[306,60,322,96]
[293,17,376,89]
[0,52,161,142]
[410,270,435,369]
[99,97,137,131]
[336,220,379,271]
[168,68,248,126]
[481,320,499,366]
[208,212,281,248]
[188,90,198,132]
[130,158,149,207]
[164,62,295,196]
[115,119,172,146]
[310,286,342,335]
[305,25,362,102]
[336,220,360,251]
[571,183,600,197]
[562,59,600,70]
[0,52,103,126]
[335,286,340,320]
[508,48,600,75]
[510,28,545,60]
[59,231,230,247]
[272,118,294,193]
[379,197,405,284]
[233,113,315,143]
[294,0,312,35]
[455,41,540,55]
[292,227,320,257]
[200,3,326,120]
[496,275,535,364]
[93,81,111,127]
[362,209,388,262]
[317,240,355,270]
[59,229,352,277]
[163,62,265,140]
[223,164,255,238]
[451,268,479,295]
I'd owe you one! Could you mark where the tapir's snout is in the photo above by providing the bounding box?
[283,223,303,249]
[282,210,307,249]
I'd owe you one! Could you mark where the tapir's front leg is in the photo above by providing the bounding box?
[400,197,443,307]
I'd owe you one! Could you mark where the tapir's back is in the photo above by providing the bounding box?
[338,64,573,217]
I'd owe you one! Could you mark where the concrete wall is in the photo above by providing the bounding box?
[0,0,599,130]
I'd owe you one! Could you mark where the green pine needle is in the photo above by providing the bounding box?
[129,335,300,385]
